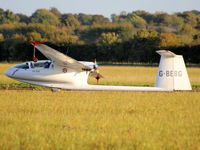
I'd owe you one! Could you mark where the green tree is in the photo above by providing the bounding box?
[133,10,155,24]
[97,32,121,45]
[78,13,93,25]
[118,23,136,41]
[49,7,62,17]
[16,13,30,24]
[127,14,147,29]
[178,11,199,27]
[31,9,60,26]
[155,13,184,31]
[61,14,80,27]
[180,24,196,35]
[26,32,43,41]
[79,23,134,43]
[111,11,129,24]
[137,30,158,38]
[170,15,184,27]
[177,34,193,46]
[91,15,110,25]
[0,9,19,24]
[154,13,171,25]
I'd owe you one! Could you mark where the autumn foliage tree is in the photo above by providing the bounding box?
[31,9,60,26]
[97,32,121,45]
[0,8,200,63]
[159,33,179,48]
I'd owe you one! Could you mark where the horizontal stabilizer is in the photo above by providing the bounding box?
[156,50,176,57]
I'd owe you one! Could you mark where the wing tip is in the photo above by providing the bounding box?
[31,41,44,47]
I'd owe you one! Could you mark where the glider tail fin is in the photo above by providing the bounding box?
[155,50,192,91]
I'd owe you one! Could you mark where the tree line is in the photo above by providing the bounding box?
[0,8,200,63]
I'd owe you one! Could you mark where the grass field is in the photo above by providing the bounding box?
[0,63,200,150]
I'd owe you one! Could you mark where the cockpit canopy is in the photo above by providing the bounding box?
[14,60,52,69]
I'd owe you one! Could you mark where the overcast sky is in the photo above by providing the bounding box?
[0,0,200,18]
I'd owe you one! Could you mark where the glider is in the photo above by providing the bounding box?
[5,42,192,91]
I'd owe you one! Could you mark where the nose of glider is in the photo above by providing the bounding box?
[4,68,12,77]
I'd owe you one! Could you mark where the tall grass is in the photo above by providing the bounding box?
[0,91,200,150]
[0,63,200,150]
[89,66,157,86]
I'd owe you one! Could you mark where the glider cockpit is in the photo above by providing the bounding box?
[14,61,52,70]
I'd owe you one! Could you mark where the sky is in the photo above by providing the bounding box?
[0,0,200,18]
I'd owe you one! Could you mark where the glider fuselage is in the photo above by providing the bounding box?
[5,60,91,86]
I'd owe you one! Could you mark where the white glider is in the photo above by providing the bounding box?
[5,42,192,91]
